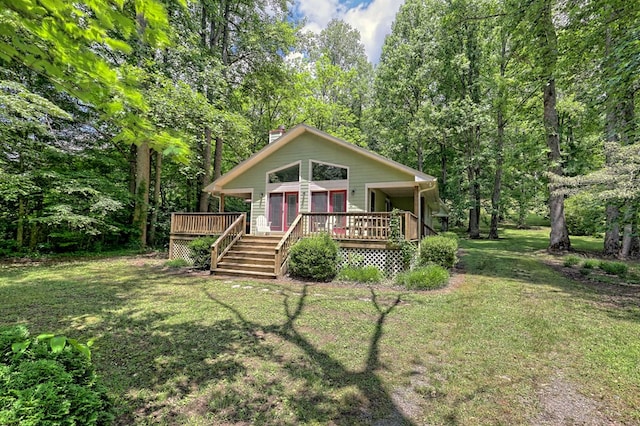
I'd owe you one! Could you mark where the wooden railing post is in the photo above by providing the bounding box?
[211,245,219,270]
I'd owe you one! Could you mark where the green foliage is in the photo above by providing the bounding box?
[289,234,339,281]
[599,261,628,277]
[563,255,581,267]
[418,235,458,269]
[388,209,417,268]
[396,265,450,290]
[0,326,112,425]
[439,231,459,242]
[582,259,600,269]
[188,236,218,269]
[165,258,189,269]
[564,193,605,236]
[337,266,383,283]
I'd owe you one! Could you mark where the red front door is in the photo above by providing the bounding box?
[269,192,298,232]
[284,192,298,231]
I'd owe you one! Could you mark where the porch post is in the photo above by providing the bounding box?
[413,186,420,238]
[219,194,225,212]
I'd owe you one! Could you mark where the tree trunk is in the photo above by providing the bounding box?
[199,127,212,212]
[133,141,150,247]
[489,36,508,240]
[213,135,223,180]
[17,197,25,249]
[440,138,449,232]
[489,109,505,239]
[604,204,620,256]
[544,78,570,251]
[148,151,162,247]
[467,127,481,239]
[128,144,137,197]
[619,204,637,259]
[603,27,620,256]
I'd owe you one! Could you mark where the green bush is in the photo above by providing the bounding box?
[338,266,383,283]
[289,234,339,281]
[582,259,600,269]
[0,326,113,425]
[599,261,628,277]
[396,265,450,290]
[418,236,458,269]
[439,231,459,242]
[165,258,189,268]
[565,193,605,236]
[563,255,581,267]
[188,236,218,269]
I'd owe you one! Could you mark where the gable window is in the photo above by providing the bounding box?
[268,164,299,183]
[312,162,347,181]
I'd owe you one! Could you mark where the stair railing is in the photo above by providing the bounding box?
[274,214,304,277]
[210,213,246,271]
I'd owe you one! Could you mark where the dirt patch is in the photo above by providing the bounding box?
[534,374,620,425]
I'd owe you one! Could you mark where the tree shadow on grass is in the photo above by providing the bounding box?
[206,285,414,425]
[459,238,640,323]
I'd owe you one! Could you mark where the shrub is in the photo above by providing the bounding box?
[165,258,189,269]
[396,265,450,290]
[338,266,383,283]
[418,235,458,269]
[582,259,600,269]
[0,326,113,425]
[599,261,628,277]
[439,231,459,242]
[563,255,581,267]
[289,234,339,281]
[188,236,218,269]
[564,193,605,236]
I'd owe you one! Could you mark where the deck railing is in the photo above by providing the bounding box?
[170,212,242,235]
[301,212,391,240]
[210,213,246,270]
[274,214,304,277]
[299,211,424,241]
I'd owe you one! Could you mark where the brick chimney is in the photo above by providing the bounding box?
[268,125,286,144]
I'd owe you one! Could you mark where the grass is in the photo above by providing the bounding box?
[0,228,639,424]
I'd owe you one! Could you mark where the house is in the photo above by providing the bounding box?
[169,124,447,278]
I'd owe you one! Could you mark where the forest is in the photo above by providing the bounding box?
[1,0,638,258]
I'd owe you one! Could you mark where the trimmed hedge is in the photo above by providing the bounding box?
[418,235,458,269]
[0,326,113,425]
[289,234,339,281]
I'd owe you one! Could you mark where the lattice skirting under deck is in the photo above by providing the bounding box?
[169,237,195,263]
[338,247,405,276]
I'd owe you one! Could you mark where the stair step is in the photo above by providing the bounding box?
[213,268,277,279]
[224,254,275,262]
[242,235,282,241]
[217,261,274,272]
[235,241,279,247]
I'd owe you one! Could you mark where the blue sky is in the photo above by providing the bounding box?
[291,0,405,63]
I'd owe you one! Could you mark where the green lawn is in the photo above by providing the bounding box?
[1,228,639,425]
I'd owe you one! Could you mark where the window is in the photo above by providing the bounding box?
[268,164,299,183]
[312,162,347,181]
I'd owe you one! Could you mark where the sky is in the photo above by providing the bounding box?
[291,0,406,64]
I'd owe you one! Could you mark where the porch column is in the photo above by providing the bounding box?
[413,186,420,238]
[219,194,225,213]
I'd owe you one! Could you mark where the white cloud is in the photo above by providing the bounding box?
[293,0,405,63]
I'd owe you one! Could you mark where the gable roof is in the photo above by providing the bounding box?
[204,124,436,193]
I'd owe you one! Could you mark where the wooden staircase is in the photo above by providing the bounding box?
[212,235,281,279]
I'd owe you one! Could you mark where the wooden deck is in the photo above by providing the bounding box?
[169,211,437,278]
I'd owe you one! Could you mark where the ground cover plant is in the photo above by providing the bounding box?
[0,227,639,424]
[395,264,450,290]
